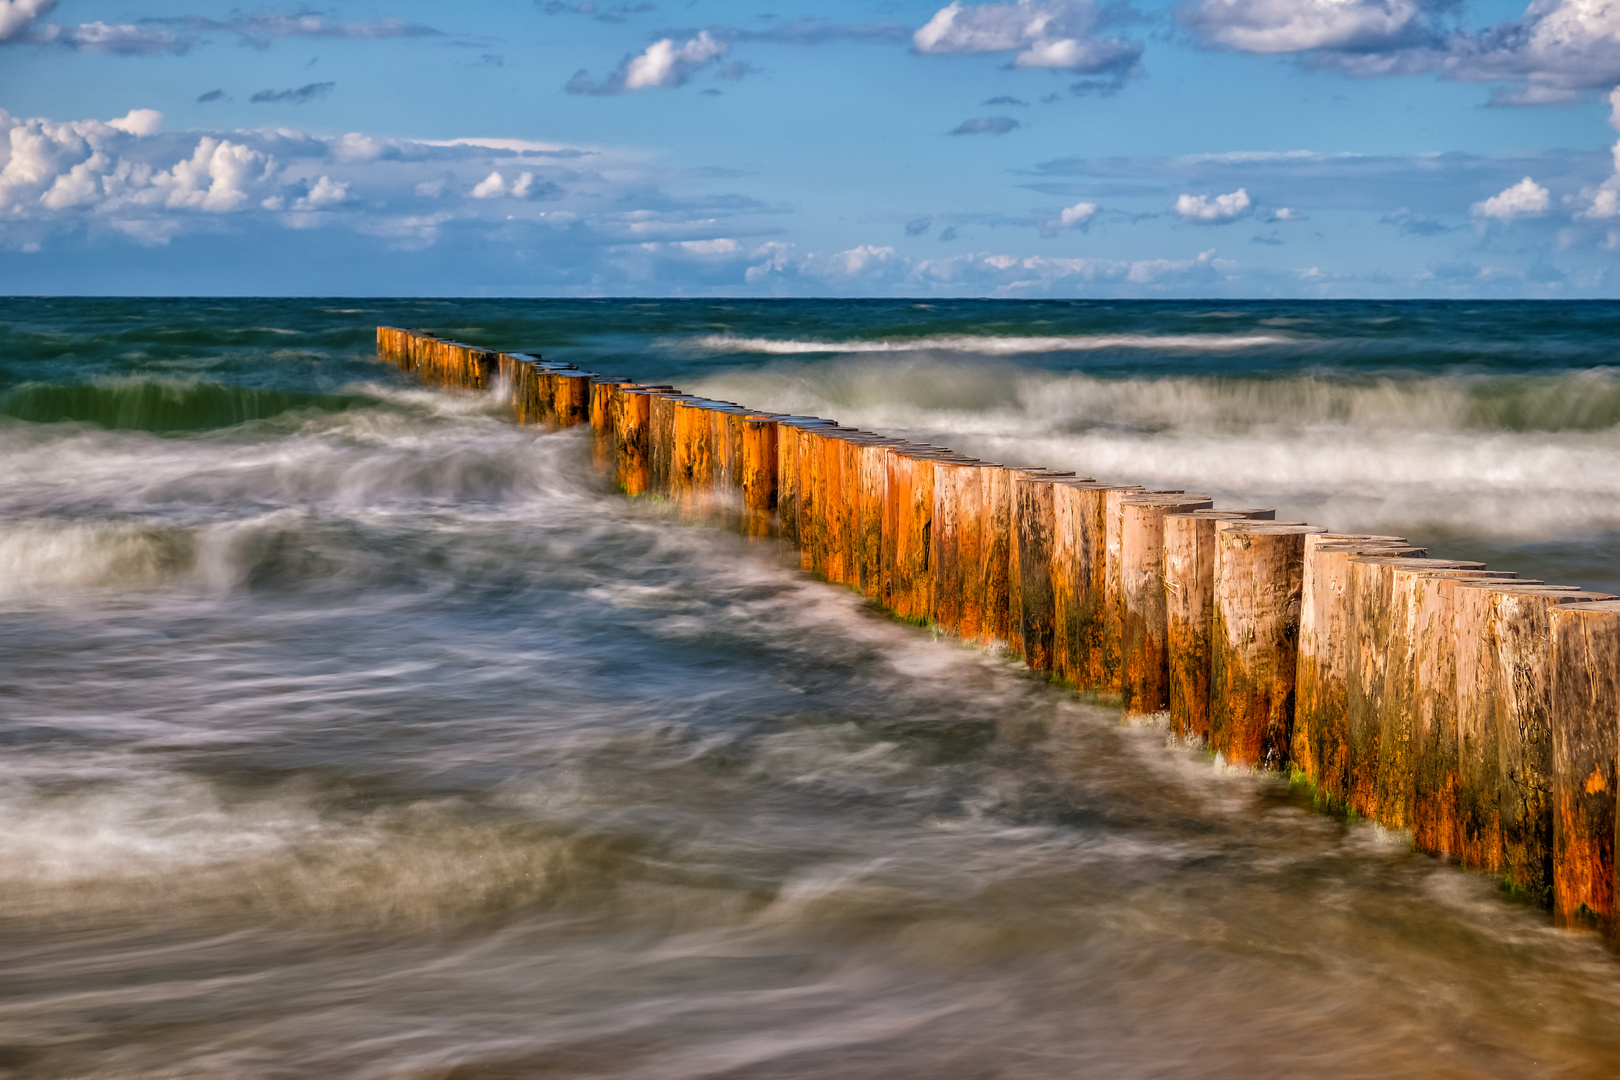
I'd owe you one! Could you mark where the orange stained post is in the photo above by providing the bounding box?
[1209,522,1327,768]
[1403,571,1523,858]
[1378,567,1519,837]
[976,466,1015,648]
[588,379,629,473]
[1003,469,1076,661]
[612,388,653,496]
[1101,488,1181,696]
[1162,509,1275,743]
[1347,557,1484,821]
[1451,583,1614,894]
[773,418,833,550]
[1118,493,1215,722]
[740,414,779,535]
[1045,477,1115,687]
[1549,600,1620,932]
[1295,537,1422,807]
[552,371,592,428]
[1014,474,1067,672]
[854,439,901,598]
[930,459,966,633]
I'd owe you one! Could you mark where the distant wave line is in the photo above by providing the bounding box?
[681,333,1298,355]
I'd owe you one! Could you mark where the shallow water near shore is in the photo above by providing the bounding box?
[3,298,1620,1078]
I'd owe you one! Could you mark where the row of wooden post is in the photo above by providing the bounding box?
[377,327,1620,934]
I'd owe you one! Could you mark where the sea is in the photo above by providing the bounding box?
[3,297,1620,1078]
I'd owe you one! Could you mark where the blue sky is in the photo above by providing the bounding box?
[5,0,1620,296]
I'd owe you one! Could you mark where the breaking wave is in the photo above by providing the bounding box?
[0,378,368,433]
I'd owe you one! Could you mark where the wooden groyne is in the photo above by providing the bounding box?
[377,327,1620,933]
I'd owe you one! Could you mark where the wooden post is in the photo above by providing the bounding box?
[1550,600,1620,931]
[1102,488,1182,696]
[1003,469,1078,661]
[1015,474,1065,671]
[1347,557,1486,821]
[1451,584,1615,898]
[1042,482,1133,691]
[931,458,991,637]
[740,414,778,537]
[854,439,904,599]
[1407,572,1534,859]
[1162,508,1275,743]
[1379,568,1520,837]
[611,388,652,496]
[1295,539,1425,810]
[1119,493,1214,722]
[977,466,1015,648]
[1209,522,1326,768]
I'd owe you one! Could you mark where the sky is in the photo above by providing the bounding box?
[5,0,1620,296]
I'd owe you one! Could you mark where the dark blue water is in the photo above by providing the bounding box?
[2,298,1619,1078]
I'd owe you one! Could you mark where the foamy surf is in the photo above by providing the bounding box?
[677,332,1297,355]
[7,297,1620,1079]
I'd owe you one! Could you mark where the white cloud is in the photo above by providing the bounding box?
[1183,0,1431,54]
[1472,177,1550,220]
[913,0,1142,76]
[1184,0,1620,104]
[471,171,507,199]
[567,31,729,93]
[0,0,53,42]
[296,175,348,209]
[677,237,742,255]
[626,32,727,88]
[1059,200,1097,226]
[1173,187,1252,222]
[106,109,162,137]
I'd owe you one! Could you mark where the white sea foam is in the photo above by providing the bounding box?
[679,332,1296,356]
[684,358,1620,541]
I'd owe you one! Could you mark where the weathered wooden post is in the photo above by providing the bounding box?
[1550,600,1620,931]
[1119,493,1214,722]
[1101,488,1183,697]
[1377,567,1521,837]
[1209,522,1326,768]
[611,388,653,496]
[1295,538,1424,809]
[930,458,965,633]
[1015,474,1065,671]
[1003,469,1077,661]
[1449,584,1613,897]
[1043,481,1130,690]
[1403,571,1529,858]
[977,466,1013,647]
[854,439,904,599]
[1347,557,1486,821]
[1163,509,1275,743]
[740,414,779,538]
[551,371,592,428]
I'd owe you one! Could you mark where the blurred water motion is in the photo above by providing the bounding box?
[2,298,1619,1078]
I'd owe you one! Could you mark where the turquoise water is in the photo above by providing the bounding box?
[2,298,1620,1077]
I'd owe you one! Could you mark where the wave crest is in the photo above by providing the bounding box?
[0,379,365,433]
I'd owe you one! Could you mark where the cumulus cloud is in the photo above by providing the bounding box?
[1182,0,1438,55]
[1472,176,1550,220]
[250,82,335,105]
[1183,0,1620,105]
[566,31,728,93]
[0,0,53,42]
[952,115,1022,134]
[1059,200,1098,226]
[1173,187,1252,222]
[469,170,562,200]
[914,0,1143,84]
[1037,198,1098,236]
